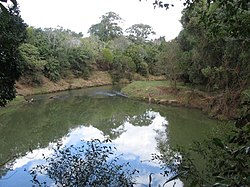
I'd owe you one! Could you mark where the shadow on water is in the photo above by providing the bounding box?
[0,86,226,186]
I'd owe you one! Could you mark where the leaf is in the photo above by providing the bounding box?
[213,138,225,148]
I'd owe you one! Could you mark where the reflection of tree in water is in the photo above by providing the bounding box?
[127,109,157,126]
[110,109,157,138]
[29,139,138,187]
[29,135,182,186]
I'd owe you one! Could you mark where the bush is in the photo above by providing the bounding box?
[97,48,114,70]
[44,58,61,81]
[138,62,149,77]
[110,61,123,84]
[68,47,92,79]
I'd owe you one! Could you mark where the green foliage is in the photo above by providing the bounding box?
[19,43,46,85]
[111,52,136,83]
[68,47,92,79]
[152,0,249,38]
[201,66,225,91]
[110,61,123,84]
[44,57,61,81]
[158,41,182,88]
[106,36,131,53]
[144,43,163,76]
[102,48,113,64]
[138,62,149,77]
[125,44,146,71]
[29,139,137,187]
[19,43,46,71]
[96,48,114,71]
[120,56,136,74]
[0,4,27,106]
[126,23,156,43]
[81,36,104,61]
[23,26,95,81]
[193,123,250,186]
[177,0,250,92]
[88,12,123,42]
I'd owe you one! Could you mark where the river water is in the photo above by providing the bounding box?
[0,86,223,186]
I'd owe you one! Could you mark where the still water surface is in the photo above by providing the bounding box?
[0,86,222,186]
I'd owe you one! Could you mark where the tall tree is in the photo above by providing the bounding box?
[0,0,27,106]
[159,41,181,89]
[88,12,123,42]
[126,23,156,43]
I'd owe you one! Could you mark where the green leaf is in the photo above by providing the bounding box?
[213,138,225,148]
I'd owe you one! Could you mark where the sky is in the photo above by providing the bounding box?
[17,0,184,41]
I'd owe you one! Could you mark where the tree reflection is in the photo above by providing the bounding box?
[29,139,138,187]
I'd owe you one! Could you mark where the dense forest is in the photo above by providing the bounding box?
[0,0,249,186]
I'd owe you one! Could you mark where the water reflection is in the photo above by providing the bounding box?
[0,109,182,186]
[0,86,221,186]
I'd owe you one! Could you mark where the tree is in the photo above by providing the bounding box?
[125,44,145,68]
[24,26,88,81]
[158,41,181,89]
[88,12,123,42]
[150,0,249,38]
[19,43,46,85]
[106,36,132,53]
[67,46,93,79]
[97,48,114,71]
[126,23,156,43]
[110,51,136,83]
[0,1,27,106]
[143,43,162,76]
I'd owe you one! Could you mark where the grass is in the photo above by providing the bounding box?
[121,80,232,120]
[121,80,188,100]
[9,96,26,105]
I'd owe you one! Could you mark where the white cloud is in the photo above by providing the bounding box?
[17,0,183,40]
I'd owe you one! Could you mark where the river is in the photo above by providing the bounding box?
[0,86,225,186]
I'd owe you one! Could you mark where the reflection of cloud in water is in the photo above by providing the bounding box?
[62,125,104,145]
[112,110,183,186]
[114,110,168,161]
[3,110,183,186]
[12,143,55,170]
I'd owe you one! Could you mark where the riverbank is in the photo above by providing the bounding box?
[12,71,165,104]
[13,73,237,120]
[16,71,113,96]
[121,81,238,120]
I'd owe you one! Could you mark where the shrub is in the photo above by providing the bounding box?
[44,58,61,81]
[138,62,149,77]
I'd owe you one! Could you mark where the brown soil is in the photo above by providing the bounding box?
[16,71,112,96]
